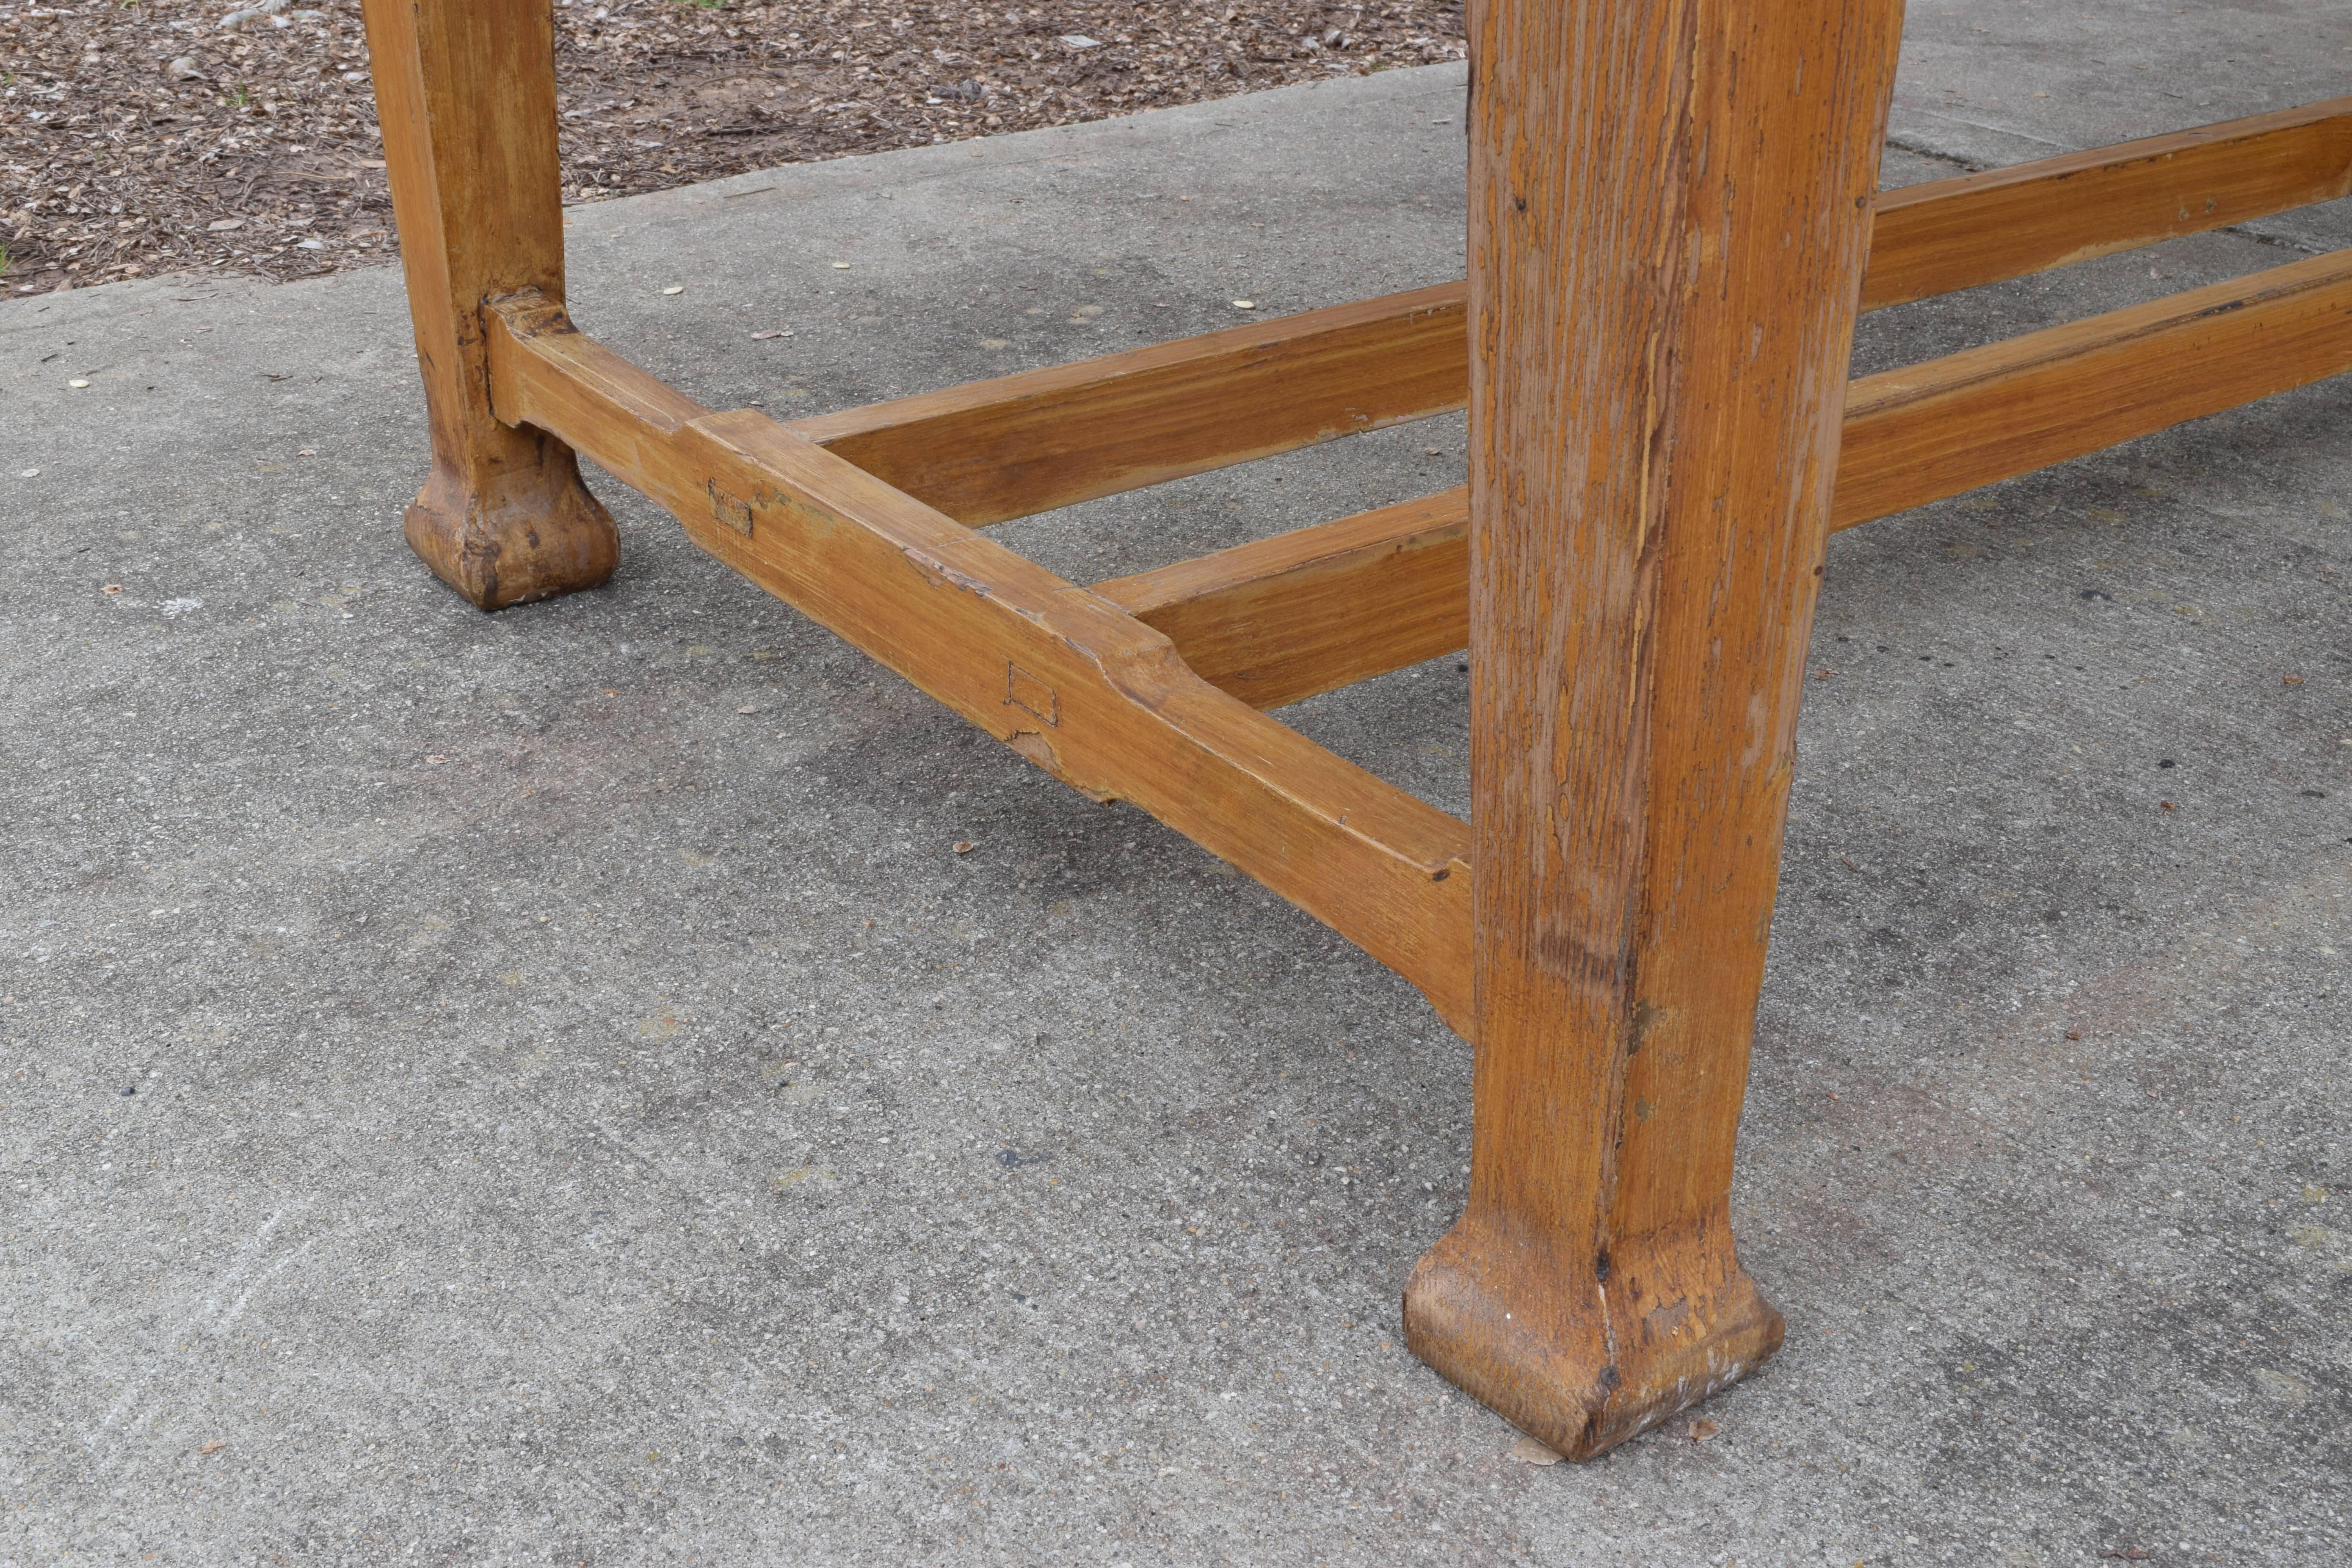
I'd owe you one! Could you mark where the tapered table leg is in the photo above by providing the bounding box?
[1405,0,1905,1459]
[361,0,617,610]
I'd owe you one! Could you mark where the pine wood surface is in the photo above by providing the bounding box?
[1864,96,2352,310]
[1837,244,2352,523]
[1079,245,2352,710]
[788,284,1468,527]
[1398,0,1905,1462]
[474,216,2352,1059]
[488,293,1478,1033]
[1091,489,1470,711]
[367,0,2352,1462]
[780,98,2351,534]
[359,0,618,609]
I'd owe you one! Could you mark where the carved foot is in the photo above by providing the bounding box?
[403,428,618,611]
[1403,1216,1785,1461]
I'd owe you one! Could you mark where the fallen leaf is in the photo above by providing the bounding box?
[1504,1435,1563,1466]
[2065,1029,2081,1041]
[1687,1418,1720,1441]
[737,704,758,714]
[18,468,38,478]
[207,217,244,232]
[2160,800,2177,811]
[2282,673,2304,686]
[297,448,316,457]
[425,755,447,764]
[198,1439,227,1455]
[750,329,792,340]
[102,584,123,594]
[952,840,976,855]
[1060,33,1102,48]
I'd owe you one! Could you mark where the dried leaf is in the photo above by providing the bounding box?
[1505,1435,1563,1466]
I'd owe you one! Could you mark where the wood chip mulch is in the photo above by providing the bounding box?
[1,0,1465,297]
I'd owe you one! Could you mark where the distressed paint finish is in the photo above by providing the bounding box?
[361,0,618,609]
[1403,0,1905,1459]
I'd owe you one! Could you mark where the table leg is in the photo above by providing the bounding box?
[361,0,617,610]
[1405,0,1906,1459]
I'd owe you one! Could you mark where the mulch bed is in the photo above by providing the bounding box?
[1,0,1465,296]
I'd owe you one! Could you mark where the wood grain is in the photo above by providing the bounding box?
[488,292,1475,1033]
[1402,0,1902,1462]
[360,0,617,609]
[1092,489,1470,710]
[788,284,1467,527]
[1865,96,2352,310]
[1835,244,2352,523]
[375,0,2349,1470]
[1103,244,2352,706]
[782,99,2350,535]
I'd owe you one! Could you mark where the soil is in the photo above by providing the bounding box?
[1,0,1465,296]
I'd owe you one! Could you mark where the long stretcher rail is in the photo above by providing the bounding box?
[788,98,2352,530]
[486,291,1478,1033]
[1091,247,2352,709]
[466,109,2352,1014]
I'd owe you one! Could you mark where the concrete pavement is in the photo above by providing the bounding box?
[3,4,2349,1563]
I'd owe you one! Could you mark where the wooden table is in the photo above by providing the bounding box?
[359,0,2352,1458]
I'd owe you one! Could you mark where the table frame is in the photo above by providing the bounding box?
[360,0,2352,1457]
